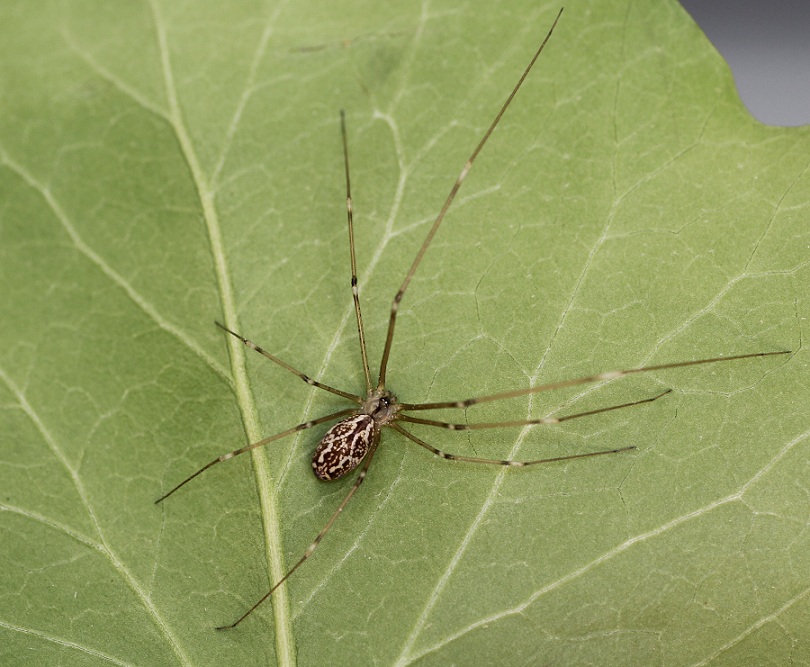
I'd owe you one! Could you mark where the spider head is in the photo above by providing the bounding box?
[363,389,398,426]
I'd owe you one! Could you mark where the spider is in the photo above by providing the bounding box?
[155,8,788,630]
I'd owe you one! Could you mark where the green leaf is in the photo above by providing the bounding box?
[1,1,806,666]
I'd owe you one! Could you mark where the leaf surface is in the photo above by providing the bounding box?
[1,1,807,666]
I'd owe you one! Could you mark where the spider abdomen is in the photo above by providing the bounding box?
[312,414,374,481]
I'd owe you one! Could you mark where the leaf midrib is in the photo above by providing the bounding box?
[146,0,295,664]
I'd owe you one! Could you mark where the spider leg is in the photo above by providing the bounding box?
[398,389,671,430]
[216,430,382,630]
[216,321,363,403]
[390,423,634,467]
[155,408,356,503]
[340,110,373,393]
[399,351,790,411]
[376,8,565,389]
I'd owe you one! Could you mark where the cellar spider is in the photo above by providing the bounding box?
[155,8,789,629]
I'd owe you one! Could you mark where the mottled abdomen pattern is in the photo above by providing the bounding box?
[312,414,374,481]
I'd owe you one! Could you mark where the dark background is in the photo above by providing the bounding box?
[680,0,810,126]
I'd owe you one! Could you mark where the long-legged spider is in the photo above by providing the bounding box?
[155,8,789,630]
